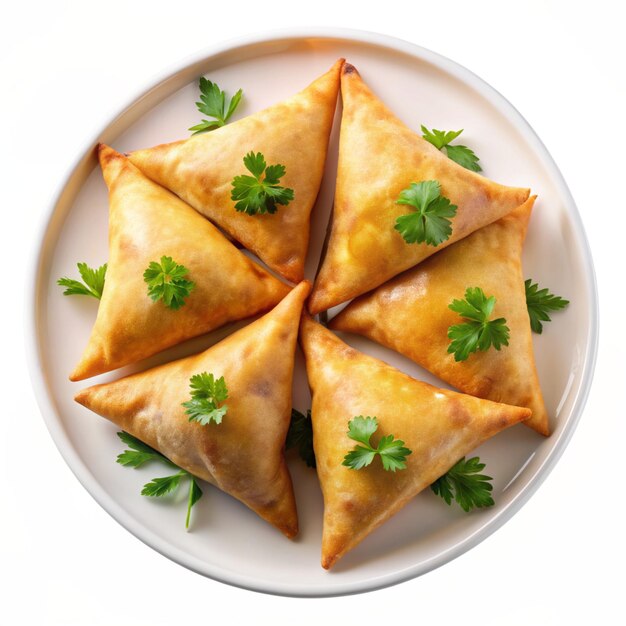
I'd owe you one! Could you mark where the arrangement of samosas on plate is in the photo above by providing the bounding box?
[59,58,569,570]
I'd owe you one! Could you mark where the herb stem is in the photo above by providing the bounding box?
[185,476,193,530]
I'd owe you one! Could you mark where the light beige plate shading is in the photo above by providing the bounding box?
[129,60,343,283]
[309,63,530,313]
[331,197,549,435]
[76,281,311,537]
[300,316,530,569]
[71,145,289,381]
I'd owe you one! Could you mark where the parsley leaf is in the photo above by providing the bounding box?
[395,180,458,246]
[57,262,107,299]
[421,125,482,172]
[143,256,195,310]
[444,145,482,172]
[447,287,510,362]
[116,431,203,529]
[141,472,185,497]
[116,431,173,468]
[182,372,228,426]
[525,279,570,334]
[421,127,463,149]
[342,416,412,472]
[189,77,243,134]
[230,151,294,216]
[286,408,316,468]
[430,456,494,511]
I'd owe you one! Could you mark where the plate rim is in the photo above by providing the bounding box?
[25,26,599,597]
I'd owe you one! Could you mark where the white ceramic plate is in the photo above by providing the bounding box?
[27,29,598,597]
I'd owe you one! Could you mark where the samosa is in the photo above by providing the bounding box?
[129,60,344,283]
[300,316,530,569]
[75,281,311,538]
[331,198,549,435]
[70,145,289,381]
[309,63,529,313]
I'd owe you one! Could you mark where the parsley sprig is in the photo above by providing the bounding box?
[286,409,316,468]
[189,77,243,134]
[342,416,412,472]
[231,151,294,216]
[447,287,510,362]
[430,456,494,511]
[395,180,458,246]
[182,372,228,425]
[421,126,482,172]
[116,431,203,529]
[143,256,195,310]
[57,262,107,299]
[525,279,569,334]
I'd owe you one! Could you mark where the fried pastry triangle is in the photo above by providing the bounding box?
[330,197,549,435]
[70,145,289,381]
[300,316,530,568]
[128,59,343,283]
[308,63,530,313]
[75,281,311,537]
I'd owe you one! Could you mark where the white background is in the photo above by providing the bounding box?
[1,1,623,624]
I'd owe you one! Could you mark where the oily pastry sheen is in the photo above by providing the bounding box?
[70,145,289,381]
[128,59,344,283]
[75,281,311,538]
[300,316,530,569]
[331,197,549,435]
[308,63,530,313]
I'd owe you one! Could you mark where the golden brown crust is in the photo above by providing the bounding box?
[330,197,549,436]
[70,145,290,381]
[299,316,530,569]
[128,59,344,283]
[75,281,311,538]
[308,63,530,313]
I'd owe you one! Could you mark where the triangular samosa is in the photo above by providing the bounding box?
[300,316,530,569]
[70,145,289,381]
[75,281,311,538]
[128,59,344,283]
[308,63,530,313]
[330,197,549,435]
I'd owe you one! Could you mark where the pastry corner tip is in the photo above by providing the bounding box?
[73,386,89,405]
[532,417,551,437]
[283,523,299,540]
[342,62,359,76]
[96,142,111,159]
[306,291,325,316]
[321,555,335,570]
[294,279,312,299]
[96,142,123,166]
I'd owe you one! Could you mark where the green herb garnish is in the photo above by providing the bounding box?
[421,126,482,172]
[342,416,411,472]
[143,256,195,310]
[182,372,228,426]
[189,77,243,134]
[116,431,203,529]
[57,262,107,299]
[394,180,457,246]
[231,151,294,216]
[286,409,316,468]
[447,287,510,362]
[430,456,494,511]
[524,279,569,334]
